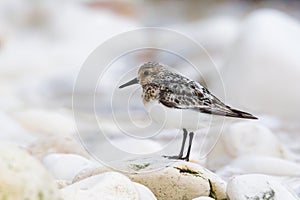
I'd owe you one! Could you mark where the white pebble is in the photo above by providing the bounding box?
[61,172,139,200]
[43,153,98,182]
[227,174,298,200]
[206,122,294,170]
[0,143,61,200]
[134,182,157,200]
[218,155,300,177]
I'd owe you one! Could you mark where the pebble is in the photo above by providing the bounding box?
[217,155,300,180]
[61,172,140,200]
[129,161,226,200]
[42,153,98,182]
[206,121,295,170]
[227,174,298,200]
[0,143,61,200]
[134,182,157,200]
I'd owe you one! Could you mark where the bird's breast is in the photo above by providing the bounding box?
[142,84,160,104]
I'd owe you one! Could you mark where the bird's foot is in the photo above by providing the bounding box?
[163,155,180,160]
[181,156,190,161]
[162,155,189,161]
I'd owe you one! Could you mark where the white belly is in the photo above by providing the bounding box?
[144,100,217,131]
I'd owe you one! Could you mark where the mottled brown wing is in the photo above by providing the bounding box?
[159,81,257,119]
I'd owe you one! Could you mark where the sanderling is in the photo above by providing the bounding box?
[119,62,257,161]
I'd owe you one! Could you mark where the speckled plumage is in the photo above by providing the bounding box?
[139,62,257,119]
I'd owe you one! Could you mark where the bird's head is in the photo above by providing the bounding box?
[119,62,163,89]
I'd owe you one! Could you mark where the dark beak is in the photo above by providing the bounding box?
[119,77,138,89]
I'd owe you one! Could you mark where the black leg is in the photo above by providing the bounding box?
[163,128,188,160]
[183,132,194,161]
[177,128,188,159]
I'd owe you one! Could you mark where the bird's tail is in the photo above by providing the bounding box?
[198,106,258,119]
[225,107,258,119]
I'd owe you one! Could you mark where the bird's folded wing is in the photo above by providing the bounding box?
[159,86,257,119]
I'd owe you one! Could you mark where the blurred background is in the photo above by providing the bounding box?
[1,0,300,167]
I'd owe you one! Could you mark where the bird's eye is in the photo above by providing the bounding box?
[143,71,149,76]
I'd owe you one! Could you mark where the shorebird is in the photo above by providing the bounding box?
[119,62,257,161]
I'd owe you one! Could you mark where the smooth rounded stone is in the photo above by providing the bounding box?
[60,172,140,200]
[129,161,227,200]
[227,174,298,200]
[210,9,300,121]
[11,108,76,137]
[73,158,227,200]
[28,135,88,158]
[193,197,215,200]
[217,155,300,178]
[43,153,99,183]
[134,182,157,200]
[206,121,295,171]
[0,143,62,200]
